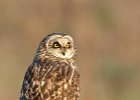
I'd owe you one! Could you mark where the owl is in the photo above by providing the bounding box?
[20,32,80,100]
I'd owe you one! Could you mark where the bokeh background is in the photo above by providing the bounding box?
[1,0,140,100]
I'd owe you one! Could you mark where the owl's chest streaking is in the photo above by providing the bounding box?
[20,59,80,100]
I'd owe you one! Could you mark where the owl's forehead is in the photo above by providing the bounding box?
[48,35,73,43]
[57,38,71,43]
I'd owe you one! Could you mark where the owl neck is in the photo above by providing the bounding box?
[34,52,76,64]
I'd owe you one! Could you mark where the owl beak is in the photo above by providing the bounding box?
[61,47,66,56]
[62,51,65,56]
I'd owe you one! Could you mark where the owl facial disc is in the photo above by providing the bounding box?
[46,34,75,59]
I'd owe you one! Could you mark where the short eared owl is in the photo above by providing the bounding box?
[20,32,80,100]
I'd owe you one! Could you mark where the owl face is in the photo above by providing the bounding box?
[46,34,75,59]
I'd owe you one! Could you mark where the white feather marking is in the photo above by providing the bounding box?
[64,83,68,90]
[64,97,67,100]
[69,62,75,84]
[33,81,36,87]
[77,87,80,91]
[41,80,45,86]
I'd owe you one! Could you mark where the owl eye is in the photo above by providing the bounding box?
[66,42,71,48]
[52,42,61,48]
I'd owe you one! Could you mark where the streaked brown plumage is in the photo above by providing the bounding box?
[20,32,80,100]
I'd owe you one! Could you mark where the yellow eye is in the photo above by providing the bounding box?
[66,42,71,48]
[53,42,60,48]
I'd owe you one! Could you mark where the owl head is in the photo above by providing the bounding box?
[36,32,76,59]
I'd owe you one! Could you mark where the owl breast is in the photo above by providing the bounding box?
[39,60,80,100]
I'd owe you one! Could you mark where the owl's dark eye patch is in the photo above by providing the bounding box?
[52,42,61,48]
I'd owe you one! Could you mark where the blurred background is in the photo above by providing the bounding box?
[0,0,140,100]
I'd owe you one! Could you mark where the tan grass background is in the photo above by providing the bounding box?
[0,0,140,100]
